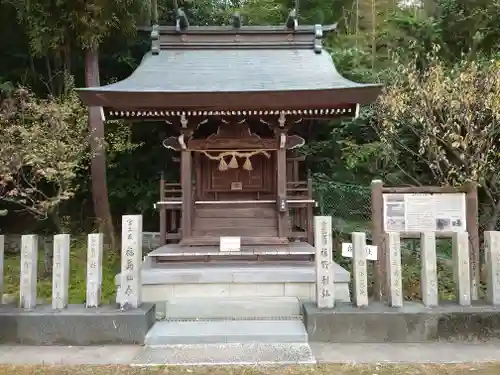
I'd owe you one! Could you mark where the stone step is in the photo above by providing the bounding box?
[163,297,301,319]
[132,343,316,365]
[144,319,308,345]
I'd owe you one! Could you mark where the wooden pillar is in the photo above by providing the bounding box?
[159,172,167,246]
[307,176,314,245]
[465,181,480,300]
[371,179,385,301]
[276,124,289,239]
[181,150,193,240]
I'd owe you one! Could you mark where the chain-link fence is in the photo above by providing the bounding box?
[314,180,372,243]
[313,180,485,261]
[313,180,458,299]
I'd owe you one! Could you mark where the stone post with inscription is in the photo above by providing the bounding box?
[452,232,471,306]
[120,215,143,308]
[352,232,369,307]
[314,216,334,308]
[0,235,4,298]
[20,235,38,309]
[485,231,500,305]
[52,234,70,309]
[86,233,103,308]
[386,232,403,307]
[420,232,438,307]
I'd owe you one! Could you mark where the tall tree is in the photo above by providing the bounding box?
[376,55,500,229]
[7,0,149,247]
[0,82,88,225]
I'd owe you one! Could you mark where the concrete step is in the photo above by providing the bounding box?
[164,297,302,319]
[132,343,316,365]
[144,319,308,345]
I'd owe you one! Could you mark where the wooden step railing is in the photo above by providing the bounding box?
[157,174,182,245]
[287,178,314,244]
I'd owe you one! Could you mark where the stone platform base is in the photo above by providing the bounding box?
[0,304,155,345]
[302,301,500,342]
[116,261,351,319]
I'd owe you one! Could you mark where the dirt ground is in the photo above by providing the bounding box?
[0,364,497,375]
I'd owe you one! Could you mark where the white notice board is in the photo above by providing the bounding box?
[383,193,466,233]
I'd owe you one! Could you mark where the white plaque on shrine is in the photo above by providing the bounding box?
[314,216,334,308]
[120,215,143,308]
[220,236,241,252]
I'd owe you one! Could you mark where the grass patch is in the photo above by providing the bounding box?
[3,238,120,304]
[335,239,457,301]
[0,364,499,375]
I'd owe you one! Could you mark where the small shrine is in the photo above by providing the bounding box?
[77,7,381,305]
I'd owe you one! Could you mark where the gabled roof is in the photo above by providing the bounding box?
[77,24,382,116]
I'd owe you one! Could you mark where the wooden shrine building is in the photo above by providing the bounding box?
[78,11,381,254]
[78,10,382,308]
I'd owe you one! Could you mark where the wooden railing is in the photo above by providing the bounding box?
[287,179,314,244]
[156,176,315,246]
[158,174,182,245]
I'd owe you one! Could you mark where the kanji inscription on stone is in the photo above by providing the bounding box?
[314,216,334,308]
[20,235,38,309]
[485,231,500,306]
[0,235,4,299]
[52,234,70,309]
[86,233,103,308]
[386,232,403,308]
[352,232,368,307]
[120,215,143,308]
[421,232,438,307]
[452,232,471,306]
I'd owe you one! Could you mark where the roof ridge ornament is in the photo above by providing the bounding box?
[314,24,323,54]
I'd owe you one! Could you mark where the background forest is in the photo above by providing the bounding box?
[1,0,500,244]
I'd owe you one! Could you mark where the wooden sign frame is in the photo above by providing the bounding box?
[370,180,479,302]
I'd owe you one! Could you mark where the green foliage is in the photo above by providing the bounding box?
[7,0,149,53]
[0,80,89,219]
[0,0,500,235]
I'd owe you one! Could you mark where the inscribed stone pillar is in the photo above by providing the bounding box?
[386,232,403,308]
[314,216,334,308]
[452,232,471,306]
[485,231,500,305]
[86,233,103,308]
[19,235,38,309]
[352,232,368,307]
[52,234,70,309]
[0,235,4,299]
[120,215,143,308]
[420,232,438,307]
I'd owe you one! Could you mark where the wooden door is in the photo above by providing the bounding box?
[197,153,275,201]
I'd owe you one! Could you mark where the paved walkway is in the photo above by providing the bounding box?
[1,342,500,365]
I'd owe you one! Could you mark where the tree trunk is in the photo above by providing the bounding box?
[84,45,116,250]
